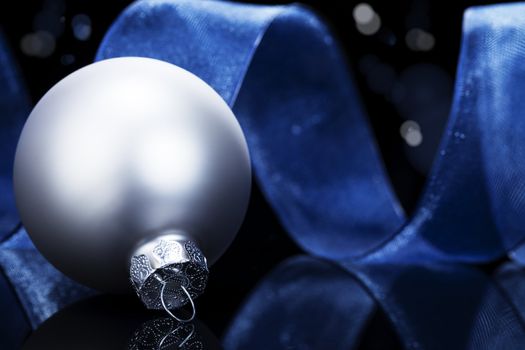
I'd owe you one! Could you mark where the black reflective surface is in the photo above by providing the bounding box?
[22,295,222,350]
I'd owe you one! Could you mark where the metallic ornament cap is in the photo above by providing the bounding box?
[130,233,208,310]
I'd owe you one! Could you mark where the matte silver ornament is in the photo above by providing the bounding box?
[13,57,251,311]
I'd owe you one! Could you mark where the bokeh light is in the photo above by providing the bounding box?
[353,3,374,24]
[20,31,56,58]
[405,28,435,51]
[392,64,452,173]
[400,120,423,147]
[353,3,381,36]
[72,14,92,41]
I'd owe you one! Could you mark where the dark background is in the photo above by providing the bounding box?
[0,0,516,348]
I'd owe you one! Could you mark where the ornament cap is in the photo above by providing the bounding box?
[130,233,208,313]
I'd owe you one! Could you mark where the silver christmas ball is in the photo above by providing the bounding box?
[14,57,251,307]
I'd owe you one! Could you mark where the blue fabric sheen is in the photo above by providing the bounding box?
[226,256,525,349]
[0,228,94,328]
[3,0,525,348]
[0,33,36,346]
[0,259,31,350]
[94,1,525,348]
[95,0,406,261]
[96,0,525,264]
[0,32,95,331]
[222,256,376,350]
[0,31,29,241]
[363,4,525,263]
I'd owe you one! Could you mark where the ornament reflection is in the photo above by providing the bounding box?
[22,295,222,350]
[129,318,201,350]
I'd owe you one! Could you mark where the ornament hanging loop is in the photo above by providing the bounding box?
[130,234,208,312]
[157,321,195,349]
[160,282,196,323]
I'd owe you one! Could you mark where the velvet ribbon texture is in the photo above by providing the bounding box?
[0,32,94,349]
[4,0,525,349]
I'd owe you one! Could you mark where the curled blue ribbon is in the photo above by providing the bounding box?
[94,1,525,348]
[0,32,93,337]
[4,0,525,348]
[97,0,525,264]
[0,31,29,240]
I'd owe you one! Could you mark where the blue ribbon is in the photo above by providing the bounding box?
[224,257,525,349]
[0,31,29,240]
[97,0,405,262]
[94,1,525,348]
[4,0,525,348]
[0,32,93,334]
[97,1,525,264]
[0,31,35,348]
